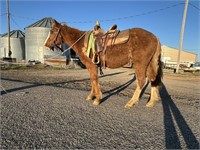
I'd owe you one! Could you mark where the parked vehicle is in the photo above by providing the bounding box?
[184,62,200,72]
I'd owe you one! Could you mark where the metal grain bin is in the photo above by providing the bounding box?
[25,17,61,63]
[0,30,25,61]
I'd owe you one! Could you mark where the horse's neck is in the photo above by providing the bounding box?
[62,26,85,54]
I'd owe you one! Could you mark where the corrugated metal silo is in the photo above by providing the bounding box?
[25,17,61,63]
[0,30,25,61]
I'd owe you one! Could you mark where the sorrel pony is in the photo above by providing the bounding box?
[45,20,162,108]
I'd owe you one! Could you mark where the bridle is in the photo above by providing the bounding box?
[49,24,90,56]
[51,25,64,52]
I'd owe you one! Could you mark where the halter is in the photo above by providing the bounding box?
[52,25,64,52]
[51,25,89,53]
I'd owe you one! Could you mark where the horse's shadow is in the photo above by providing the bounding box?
[0,78,43,95]
[160,82,199,149]
[0,71,125,95]
[101,75,136,104]
[100,78,199,149]
[2,73,199,149]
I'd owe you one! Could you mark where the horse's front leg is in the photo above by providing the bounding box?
[86,84,95,101]
[87,67,102,105]
[92,79,103,105]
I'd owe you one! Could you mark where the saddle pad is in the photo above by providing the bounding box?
[84,31,92,49]
[107,29,130,46]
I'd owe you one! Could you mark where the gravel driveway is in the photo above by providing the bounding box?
[1,67,200,149]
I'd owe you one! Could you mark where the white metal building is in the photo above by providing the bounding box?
[0,30,25,61]
[25,17,63,63]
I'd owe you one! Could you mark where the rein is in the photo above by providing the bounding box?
[49,25,90,59]
[50,25,104,75]
[53,25,64,52]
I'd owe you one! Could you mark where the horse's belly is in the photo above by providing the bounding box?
[106,48,130,68]
[106,61,129,68]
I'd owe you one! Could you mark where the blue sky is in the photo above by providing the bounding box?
[0,0,200,60]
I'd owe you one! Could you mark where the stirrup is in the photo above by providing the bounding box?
[92,55,100,65]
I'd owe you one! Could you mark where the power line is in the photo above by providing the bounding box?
[11,14,39,21]
[3,1,198,35]
[0,13,7,16]
[9,2,185,24]
[10,15,23,30]
[189,2,200,11]
[66,2,185,23]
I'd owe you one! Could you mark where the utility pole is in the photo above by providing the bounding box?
[176,0,189,73]
[6,0,12,58]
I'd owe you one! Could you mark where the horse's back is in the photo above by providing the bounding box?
[105,27,160,70]
[128,28,158,63]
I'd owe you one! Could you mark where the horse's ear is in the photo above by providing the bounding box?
[53,19,60,27]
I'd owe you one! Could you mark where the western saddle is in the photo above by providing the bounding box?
[84,24,130,73]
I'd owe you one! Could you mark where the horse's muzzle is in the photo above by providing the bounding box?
[45,42,55,50]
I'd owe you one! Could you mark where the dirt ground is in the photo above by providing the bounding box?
[1,66,200,107]
[1,65,200,149]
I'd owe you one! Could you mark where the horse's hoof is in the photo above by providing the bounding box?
[93,99,100,106]
[124,100,138,109]
[86,95,94,101]
[86,97,92,101]
[124,103,132,109]
[146,101,155,107]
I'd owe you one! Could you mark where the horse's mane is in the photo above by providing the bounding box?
[63,24,85,35]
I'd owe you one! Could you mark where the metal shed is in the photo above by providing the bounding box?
[25,17,63,63]
[161,45,197,68]
[0,30,25,61]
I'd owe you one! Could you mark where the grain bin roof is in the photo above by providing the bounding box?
[1,30,25,38]
[26,17,55,28]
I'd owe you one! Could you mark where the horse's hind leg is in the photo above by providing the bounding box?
[146,65,162,107]
[146,38,162,107]
[124,71,146,108]
[146,84,159,107]
[124,82,142,108]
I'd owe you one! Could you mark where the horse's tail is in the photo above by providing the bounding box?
[147,38,163,86]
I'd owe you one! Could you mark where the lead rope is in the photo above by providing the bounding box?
[0,85,7,94]
[47,30,91,59]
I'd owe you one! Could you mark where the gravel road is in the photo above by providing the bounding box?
[1,67,200,149]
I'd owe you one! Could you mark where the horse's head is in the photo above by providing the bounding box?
[45,20,63,50]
